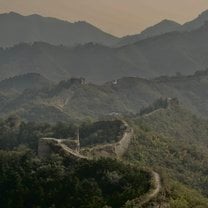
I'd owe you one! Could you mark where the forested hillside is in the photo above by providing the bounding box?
[125,102,208,197]
[0,149,151,208]
[1,70,208,122]
[0,116,208,207]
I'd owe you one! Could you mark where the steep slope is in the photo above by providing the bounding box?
[125,103,208,196]
[0,12,118,47]
[118,20,181,46]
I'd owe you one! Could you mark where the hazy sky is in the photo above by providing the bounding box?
[0,0,208,37]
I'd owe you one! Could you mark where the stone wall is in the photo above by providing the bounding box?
[38,120,133,160]
[115,128,134,158]
[81,120,134,159]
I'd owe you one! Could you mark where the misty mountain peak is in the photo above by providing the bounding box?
[117,19,181,46]
[0,11,21,18]
[158,19,180,25]
[198,9,208,18]
[0,12,118,47]
[7,11,20,16]
[140,19,180,35]
[75,20,88,25]
[181,9,208,31]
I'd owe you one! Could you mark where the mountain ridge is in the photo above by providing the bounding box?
[1,22,208,83]
[0,12,118,47]
[1,69,208,122]
[117,19,181,46]
[117,9,208,46]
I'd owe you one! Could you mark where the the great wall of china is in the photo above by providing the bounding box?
[38,120,133,160]
[38,120,161,207]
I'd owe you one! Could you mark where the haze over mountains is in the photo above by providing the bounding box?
[0,9,208,117]
[117,20,181,46]
[1,69,208,122]
[1,10,208,48]
[118,9,208,46]
[0,12,118,47]
[0,10,208,83]
[0,21,208,82]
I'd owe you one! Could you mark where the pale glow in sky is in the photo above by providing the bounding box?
[0,0,208,36]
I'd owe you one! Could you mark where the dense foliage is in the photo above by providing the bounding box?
[147,171,208,208]
[3,69,208,123]
[0,117,123,151]
[1,114,208,207]
[80,120,126,147]
[126,104,208,197]
[0,116,75,151]
[0,149,150,208]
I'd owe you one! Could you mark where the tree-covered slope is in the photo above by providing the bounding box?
[125,102,208,196]
[0,116,207,208]
[0,149,151,208]
[2,70,208,122]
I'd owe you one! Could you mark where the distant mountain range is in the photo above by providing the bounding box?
[182,9,208,31]
[0,21,208,83]
[117,9,208,46]
[1,10,208,48]
[117,20,181,46]
[0,12,118,47]
[0,10,208,83]
[1,70,208,122]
